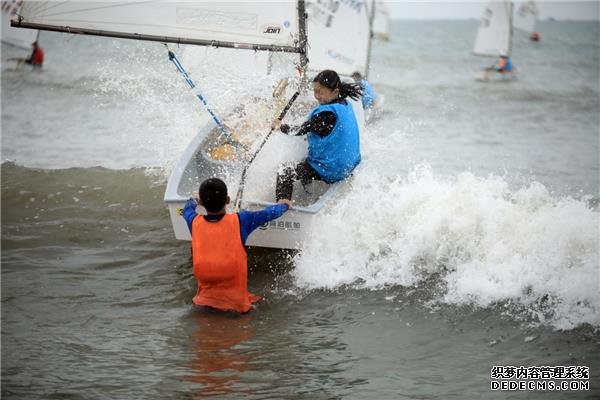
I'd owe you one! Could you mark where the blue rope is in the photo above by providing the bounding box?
[167,50,234,146]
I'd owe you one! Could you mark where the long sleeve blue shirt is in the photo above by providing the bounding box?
[182,199,289,244]
[360,79,375,108]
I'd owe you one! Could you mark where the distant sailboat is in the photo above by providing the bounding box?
[472,1,516,81]
[514,1,540,41]
[2,0,37,49]
[370,0,390,41]
[361,0,387,122]
[11,1,373,249]
[2,0,39,70]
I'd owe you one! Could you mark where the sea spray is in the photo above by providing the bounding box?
[93,42,289,174]
[293,165,599,329]
[95,42,205,173]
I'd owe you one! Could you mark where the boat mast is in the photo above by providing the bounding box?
[508,1,514,57]
[11,18,303,54]
[365,0,376,79]
[297,0,309,84]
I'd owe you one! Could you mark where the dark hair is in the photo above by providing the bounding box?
[199,178,228,212]
[313,69,362,101]
[351,71,363,81]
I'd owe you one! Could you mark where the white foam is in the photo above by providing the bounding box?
[1,38,294,173]
[292,162,599,330]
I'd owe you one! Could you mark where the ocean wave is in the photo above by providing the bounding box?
[0,162,167,199]
[292,165,600,330]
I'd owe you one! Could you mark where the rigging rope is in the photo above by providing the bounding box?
[166,47,236,147]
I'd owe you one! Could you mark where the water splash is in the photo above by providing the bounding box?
[293,165,599,330]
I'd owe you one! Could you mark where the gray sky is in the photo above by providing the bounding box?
[386,1,600,20]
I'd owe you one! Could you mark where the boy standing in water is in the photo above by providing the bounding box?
[182,178,292,313]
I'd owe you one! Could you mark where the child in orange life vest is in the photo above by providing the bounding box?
[182,178,292,313]
[10,41,44,69]
[26,41,44,68]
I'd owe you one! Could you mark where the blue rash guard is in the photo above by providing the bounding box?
[306,100,361,183]
[497,57,514,72]
[182,199,289,244]
[360,79,376,109]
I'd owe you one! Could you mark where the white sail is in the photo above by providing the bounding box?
[2,0,38,49]
[372,0,390,40]
[306,0,370,77]
[472,1,513,57]
[14,1,301,51]
[513,1,537,34]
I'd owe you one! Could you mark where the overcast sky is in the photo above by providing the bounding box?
[386,1,600,20]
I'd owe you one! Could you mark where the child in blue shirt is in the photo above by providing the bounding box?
[182,178,292,243]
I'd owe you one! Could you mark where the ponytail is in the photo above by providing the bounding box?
[339,82,362,101]
[313,69,363,102]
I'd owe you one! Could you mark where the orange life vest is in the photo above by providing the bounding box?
[191,213,261,313]
[31,47,44,66]
[498,58,507,71]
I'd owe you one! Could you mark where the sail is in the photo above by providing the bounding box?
[12,1,301,52]
[2,0,38,49]
[306,0,370,77]
[513,1,537,34]
[472,1,513,57]
[371,0,390,41]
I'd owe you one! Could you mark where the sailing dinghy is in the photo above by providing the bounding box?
[11,1,372,249]
[370,0,390,42]
[162,0,370,249]
[513,1,540,42]
[2,0,39,70]
[472,1,517,82]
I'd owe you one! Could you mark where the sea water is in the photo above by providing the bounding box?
[2,20,599,399]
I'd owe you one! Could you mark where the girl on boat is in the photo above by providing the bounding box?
[271,69,362,201]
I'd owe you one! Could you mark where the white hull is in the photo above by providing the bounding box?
[164,94,365,249]
[166,181,343,249]
[3,59,24,71]
[475,69,517,82]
